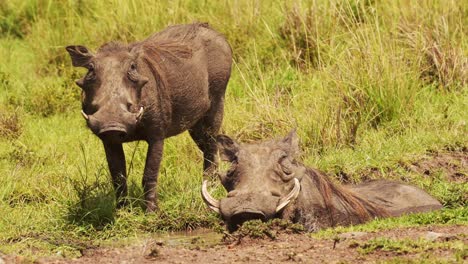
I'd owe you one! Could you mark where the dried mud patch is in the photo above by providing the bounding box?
[24,225,467,264]
[346,149,468,183]
[403,149,467,183]
[222,219,305,246]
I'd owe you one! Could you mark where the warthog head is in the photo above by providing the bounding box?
[202,130,305,232]
[66,43,149,143]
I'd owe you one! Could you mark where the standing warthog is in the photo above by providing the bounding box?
[66,23,232,212]
[202,131,442,232]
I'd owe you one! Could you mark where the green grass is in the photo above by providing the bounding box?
[353,236,465,256]
[0,0,467,260]
[353,236,466,264]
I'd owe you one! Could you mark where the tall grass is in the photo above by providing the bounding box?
[0,0,466,258]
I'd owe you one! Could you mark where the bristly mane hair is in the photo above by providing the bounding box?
[98,41,127,53]
[138,23,208,93]
[306,168,389,226]
[130,23,210,126]
[97,23,210,89]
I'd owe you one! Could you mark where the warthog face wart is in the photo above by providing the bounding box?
[66,44,148,143]
[202,131,304,232]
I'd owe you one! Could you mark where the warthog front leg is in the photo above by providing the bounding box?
[142,139,164,212]
[189,98,225,178]
[103,142,128,208]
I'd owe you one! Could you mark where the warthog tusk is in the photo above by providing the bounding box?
[201,180,220,213]
[81,110,89,120]
[136,106,144,120]
[275,178,301,213]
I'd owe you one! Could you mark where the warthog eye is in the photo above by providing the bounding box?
[128,62,139,83]
[281,165,293,175]
[279,155,294,176]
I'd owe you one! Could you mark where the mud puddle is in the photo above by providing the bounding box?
[30,225,467,264]
[152,228,223,248]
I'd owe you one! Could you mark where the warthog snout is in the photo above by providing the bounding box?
[202,179,301,232]
[219,193,278,232]
[84,106,143,143]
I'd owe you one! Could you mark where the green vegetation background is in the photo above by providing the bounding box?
[0,0,466,259]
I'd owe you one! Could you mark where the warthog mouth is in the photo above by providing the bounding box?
[201,179,301,231]
[228,210,266,232]
[81,106,144,143]
[98,124,128,143]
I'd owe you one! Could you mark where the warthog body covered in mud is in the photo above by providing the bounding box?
[66,23,232,211]
[202,131,442,232]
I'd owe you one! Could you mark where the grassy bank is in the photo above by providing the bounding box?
[0,0,466,259]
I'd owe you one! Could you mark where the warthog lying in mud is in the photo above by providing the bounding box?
[202,131,442,232]
[66,23,232,211]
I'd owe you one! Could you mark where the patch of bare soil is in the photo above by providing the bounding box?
[403,150,467,183]
[21,225,467,264]
[353,150,467,183]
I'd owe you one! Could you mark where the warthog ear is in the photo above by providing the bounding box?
[216,135,239,162]
[282,129,300,156]
[65,45,94,67]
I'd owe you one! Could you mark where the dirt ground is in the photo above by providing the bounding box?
[0,225,457,264]
[347,149,468,184]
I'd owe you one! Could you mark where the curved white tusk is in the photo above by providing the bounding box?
[81,110,89,120]
[136,106,144,120]
[201,180,220,213]
[275,178,301,213]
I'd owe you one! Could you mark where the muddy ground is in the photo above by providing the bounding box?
[11,225,462,264]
